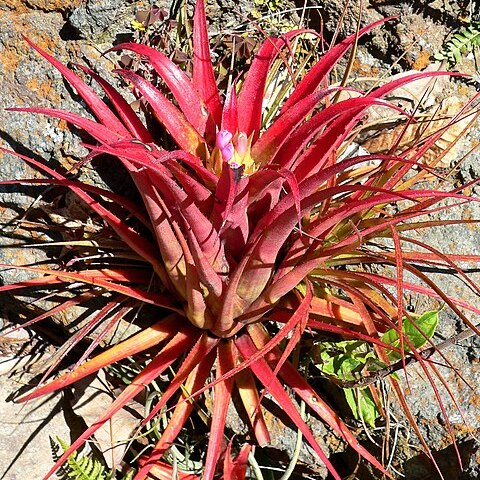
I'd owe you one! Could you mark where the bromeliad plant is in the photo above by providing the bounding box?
[2,1,480,479]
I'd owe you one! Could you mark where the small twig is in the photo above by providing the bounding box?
[331,324,479,389]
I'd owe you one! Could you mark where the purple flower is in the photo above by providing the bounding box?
[220,143,234,161]
[216,129,233,150]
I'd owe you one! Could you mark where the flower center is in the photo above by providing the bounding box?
[210,129,255,176]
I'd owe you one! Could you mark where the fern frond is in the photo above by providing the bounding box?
[50,436,71,478]
[436,22,480,66]
[51,437,110,480]
[67,453,107,480]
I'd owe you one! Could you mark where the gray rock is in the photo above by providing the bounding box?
[67,0,172,45]
[68,0,136,43]
[0,358,72,480]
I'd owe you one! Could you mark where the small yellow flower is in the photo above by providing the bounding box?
[131,20,146,31]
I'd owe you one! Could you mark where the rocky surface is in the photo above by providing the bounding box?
[0,324,71,480]
[1,0,480,478]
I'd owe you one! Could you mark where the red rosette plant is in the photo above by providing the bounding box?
[2,2,480,479]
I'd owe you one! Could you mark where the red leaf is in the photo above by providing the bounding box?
[185,227,225,301]
[233,359,271,446]
[0,275,63,294]
[17,314,181,402]
[134,352,215,480]
[222,84,239,133]
[126,171,187,297]
[168,161,213,213]
[243,186,450,312]
[0,291,95,335]
[235,334,342,480]
[23,36,130,137]
[233,184,424,314]
[0,263,179,312]
[116,69,204,154]
[251,88,341,166]
[203,342,236,480]
[165,151,219,189]
[5,145,164,270]
[176,223,215,329]
[133,157,227,275]
[141,334,218,427]
[35,299,122,389]
[8,107,122,144]
[212,163,248,235]
[274,96,406,171]
[193,0,223,127]
[0,176,152,229]
[109,43,209,135]
[281,18,390,113]
[237,31,303,141]
[223,442,251,480]
[73,301,134,369]
[246,169,285,223]
[246,323,391,477]
[276,168,301,228]
[214,271,312,358]
[39,328,200,480]
[268,284,311,381]
[292,72,461,180]
[138,461,200,480]
[75,64,153,142]
[184,293,320,395]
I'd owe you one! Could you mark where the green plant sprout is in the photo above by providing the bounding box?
[315,309,440,427]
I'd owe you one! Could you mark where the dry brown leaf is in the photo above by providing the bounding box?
[360,96,470,168]
[338,65,470,169]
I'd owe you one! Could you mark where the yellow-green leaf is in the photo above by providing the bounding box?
[381,309,440,361]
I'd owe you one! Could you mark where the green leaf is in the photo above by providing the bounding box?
[316,340,375,381]
[381,309,440,361]
[51,436,110,480]
[344,388,379,428]
[437,22,480,66]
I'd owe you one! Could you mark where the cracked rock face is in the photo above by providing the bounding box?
[1,1,480,479]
